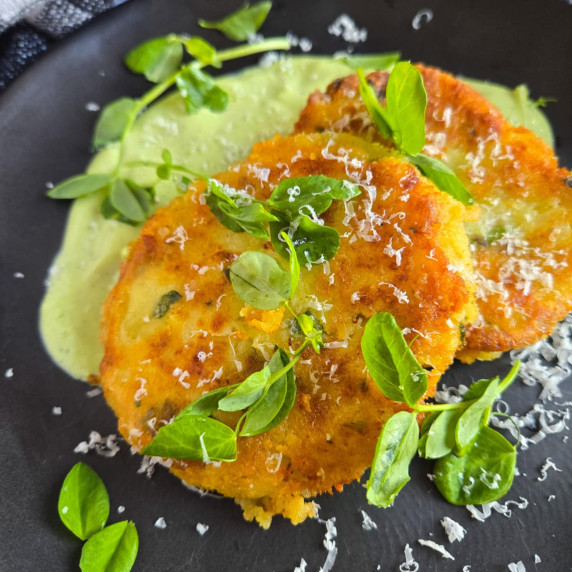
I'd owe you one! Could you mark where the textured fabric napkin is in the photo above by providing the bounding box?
[0,0,129,90]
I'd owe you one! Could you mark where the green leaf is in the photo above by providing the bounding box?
[240,349,294,436]
[100,196,137,225]
[47,173,112,199]
[141,416,237,461]
[385,61,427,155]
[185,37,221,68]
[268,175,360,218]
[152,290,182,318]
[461,376,499,402]
[360,312,427,406]
[206,180,278,238]
[125,180,155,217]
[79,520,139,572]
[280,232,300,299]
[176,386,235,419]
[198,2,272,41]
[455,377,500,453]
[366,411,419,507]
[408,153,474,205]
[434,426,516,505]
[175,67,229,114]
[422,408,462,459]
[58,462,110,541]
[125,35,183,83]
[218,367,271,412]
[338,52,401,71]
[270,215,340,266]
[93,98,138,149]
[109,179,147,222]
[357,68,394,140]
[229,251,290,309]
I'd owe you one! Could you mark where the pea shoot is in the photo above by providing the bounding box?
[48,26,289,224]
[361,312,520,507]
[58,462,139,572]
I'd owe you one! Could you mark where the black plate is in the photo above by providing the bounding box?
[1,0,571,570]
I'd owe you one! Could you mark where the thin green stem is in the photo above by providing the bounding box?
[498,361,521,394]
[122,160,207,181]
[216,37,290,63]
[412,402,462,413]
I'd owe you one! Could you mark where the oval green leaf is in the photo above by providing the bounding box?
[93,98,138,149]
[240,349,294,436]
[434,426,516,505]
[423,408,462,459]
[79,520,139,572]
[270,215,340,266]
[47,173,112,199]
[141,416,237,461]
[408,153,474,205]
[58,462,110,541]
[339,52,401,71]
[385,61,427,155]
[176,386,236,419]
[109,179,147,223]
[366,411,419,507]
[360,312,427,405]
[268,175,360,218]
[229,251,290,309]
[125,35,183,83]
[198,2,272,41]
[218,367,270,412]
[455,377,500,453]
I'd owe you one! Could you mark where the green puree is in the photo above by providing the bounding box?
[39,55,554,381]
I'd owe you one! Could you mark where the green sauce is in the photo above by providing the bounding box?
[39,55,554,381]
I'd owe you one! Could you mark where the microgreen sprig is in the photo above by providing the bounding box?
[205,175,361,266]
[357,62,474,206]
[361,312,520,507]
[48,33,290,224]
[58,462,139,572]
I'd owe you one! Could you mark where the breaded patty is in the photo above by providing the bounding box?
[100,132,476,527]
[294,66,572,359]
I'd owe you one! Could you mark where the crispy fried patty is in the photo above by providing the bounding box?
[100,132,476,527]
[294,66,572,360]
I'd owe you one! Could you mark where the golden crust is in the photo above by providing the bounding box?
[100,132,475,526]
[294,66,572,357]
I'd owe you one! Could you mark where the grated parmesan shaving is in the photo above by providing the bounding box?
[74,431,120,458]
[196,522,209,536]
[327,14,367,44]
[293,558,308,572]
[360,509,377,531]
[466,496,528,522]
[154,517,167,529]
[318,517,338,572]
[412,8,434,30]
[418,539,455,560]
[440,516,467,542]
[399,543,419,572]
[536,457,562,481]
[507,562,526,572]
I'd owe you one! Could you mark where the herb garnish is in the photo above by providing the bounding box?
[58,462,139,572]
[199,2,273,41]
[48,33,290,224]
[205,175,360,266]
[357,62,474,205]
[361,312,520,507]
[142,234,323,460]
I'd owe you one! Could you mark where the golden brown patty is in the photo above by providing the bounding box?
[100,132,476,527]
[294,66,572,359]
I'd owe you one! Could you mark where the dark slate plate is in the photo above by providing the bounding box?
[1,0,571,570]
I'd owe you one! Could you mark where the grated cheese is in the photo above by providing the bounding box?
[293,558,308,572]
[440,516,466,543]
[360,509,377,531]
[327,14,367,44]
[507,562,526,572]
[4,368,14,378]
[51,406,62,416]
[418,539,455,560]
[318,517,338,572]
[74,431,120,458]
[399,544,419,572]
[196,522,209,536]
[154,517,167,529]
[536,457,562,481]
[412,8,434,30]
